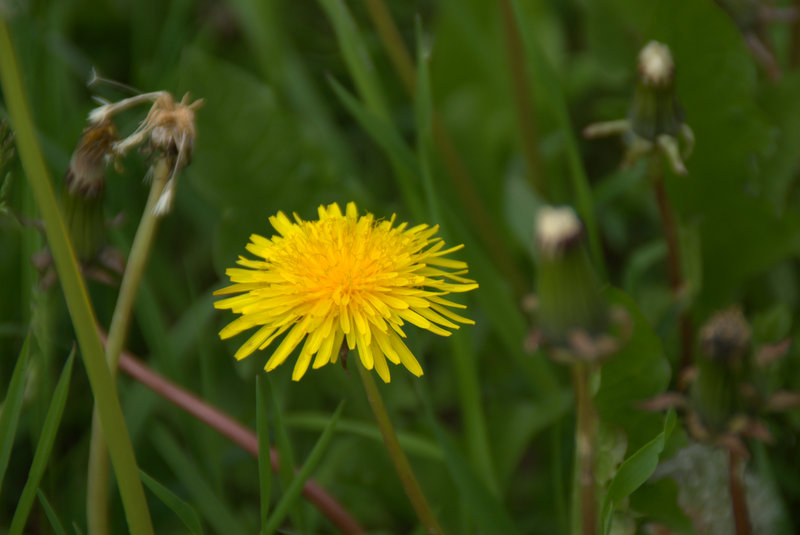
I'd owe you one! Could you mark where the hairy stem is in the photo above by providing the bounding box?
[87,160,168,535]
[357,362,444,534]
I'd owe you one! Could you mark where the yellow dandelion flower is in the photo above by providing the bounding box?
[214,202,479,383]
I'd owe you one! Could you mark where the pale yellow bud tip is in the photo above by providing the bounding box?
[638,41,674,86]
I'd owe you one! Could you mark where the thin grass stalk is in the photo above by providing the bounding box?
[650,157,693,372]
[499,0,546,198]
[572,363,596,535]
[356,361,444,534]
[0,20,153,535]
[360,0,528,296]
[792,0,800,67]
[86,160,168,535]
[728,449,752,535]
[114,347,365,535]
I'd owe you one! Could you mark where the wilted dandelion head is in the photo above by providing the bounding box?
[214,202,479,382]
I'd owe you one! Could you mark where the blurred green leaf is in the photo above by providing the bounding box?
[629,477,697,535]
[601,410,677,534]
[596,287,670,451]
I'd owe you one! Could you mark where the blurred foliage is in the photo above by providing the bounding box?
[1,0,799,533]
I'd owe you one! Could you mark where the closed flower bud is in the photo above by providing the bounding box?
[629,41,685,141]
[535,206,606,346]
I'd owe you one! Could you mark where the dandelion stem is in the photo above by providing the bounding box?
[650,156,693,373]
[728,449,752,535]
[572,363,596,535]
[356,361,444,534]
[87,159,168,535]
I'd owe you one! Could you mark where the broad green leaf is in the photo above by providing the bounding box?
[595,287,670,451]
[601,410,677,534]
[629,478,697,535]
[263,401,344,535]
[140,470,205,535]
[0,332,31,494]
[9,349,75,535]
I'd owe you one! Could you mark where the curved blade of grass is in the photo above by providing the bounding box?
[139,469,205,535]
[37,489,68,535]
[600,410,677,534]
[263,400,344,535]
[256,377,272,533]
[8,349,75,535]
[0,332,31,494]
[151,425,248,535]
[0,20,153,534]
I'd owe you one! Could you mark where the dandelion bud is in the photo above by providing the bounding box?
[691,308,752,433]
[629,41,685,141]
[62,120,117,261]
[535,206,606,346]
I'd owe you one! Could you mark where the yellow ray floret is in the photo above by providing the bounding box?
[214,202,479,382]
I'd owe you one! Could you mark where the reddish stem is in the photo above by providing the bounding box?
[728,449,752,535]
[116,351,365,534]
[652,169,694,373]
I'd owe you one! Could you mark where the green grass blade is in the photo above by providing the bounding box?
[8,348,75,535]
[263,401,345,535]
[151,425,248,535]
[0,332,32,494]
[37,489,68,535]
[139,469,205,535]
[256,376,272,534]
[265,374,304,533]
[0,21,153,534]
[316,0,389,119]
